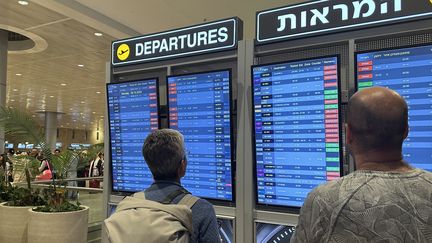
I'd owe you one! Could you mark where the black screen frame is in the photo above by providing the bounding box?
[166,69,236,205]
[251,55,344,212]
[106,77,161,194]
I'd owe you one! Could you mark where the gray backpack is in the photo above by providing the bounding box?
[103,189,199,243]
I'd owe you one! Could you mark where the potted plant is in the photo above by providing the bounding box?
[0,158,46,242]
[0,107,47,243]
[0,107,92,243]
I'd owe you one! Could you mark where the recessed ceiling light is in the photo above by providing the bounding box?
[13,89,18,91]
[18,1,28,6]
[10,99,15,102]
[81,101,85,104]
[32,115,36,117]
[73,120,77,122]
[94,32,103,37]
[60,83,67,86]
[49,95,54,98]
[77,64,84,67]
[15,73,22,76]
[96,91,101,94]
[92,112,96,114]
[69,108,73,110]
[100,116,104,118]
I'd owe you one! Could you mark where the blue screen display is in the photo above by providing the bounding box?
[357,45,432,172]
[168,70,233,201]
[107,79,159,192]
[4,143,13,149]
[253,57,342,208]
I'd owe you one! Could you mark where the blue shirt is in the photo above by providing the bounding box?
[144,180,220,243]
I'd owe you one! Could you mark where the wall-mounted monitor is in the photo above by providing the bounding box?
[81,144,91,148]
[55,142,62,149]
[252,56,343,208]
[255,222,296,243]
[356,44,432,172]
[107,78,160,192]
[167,70,234,202]
[70,143,81,149]
[17,143,26,149]
[26,144,34,149]
[4,143,14,149]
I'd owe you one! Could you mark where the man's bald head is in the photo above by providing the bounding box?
[347,87,408,152]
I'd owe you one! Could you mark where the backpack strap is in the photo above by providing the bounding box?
[177,193,199,209]
[135,188,191,204]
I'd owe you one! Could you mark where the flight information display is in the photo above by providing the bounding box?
[253,57,342,208]
[168,70,233,201]
[107,79,159,192]
[357,45,432,172]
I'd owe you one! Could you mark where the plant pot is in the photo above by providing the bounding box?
[0,202,32,243]
[27,205,89,243]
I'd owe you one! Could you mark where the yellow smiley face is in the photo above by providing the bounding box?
[117,44,130,61]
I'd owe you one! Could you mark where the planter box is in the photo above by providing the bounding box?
[0,202,32,243]
[27,206,89,243]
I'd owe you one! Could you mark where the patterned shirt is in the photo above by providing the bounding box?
[291,169,432,243]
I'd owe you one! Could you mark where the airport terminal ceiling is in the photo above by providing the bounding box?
[0,0,298,131]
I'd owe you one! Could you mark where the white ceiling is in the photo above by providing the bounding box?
[2,0,301,131]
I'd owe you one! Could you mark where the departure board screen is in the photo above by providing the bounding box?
[253,56,342,208]
[357,45,432,172]
[107,79,159,192]
[168,70,233,201]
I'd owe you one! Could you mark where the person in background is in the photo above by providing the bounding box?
[36,155,52,180]
[89,152,104,188]
[53,149,61,156]
[0,154,12,183]
[66,151,79,199]
[291,87,432,242]
[7,148,15,157]
[29,148,39,158]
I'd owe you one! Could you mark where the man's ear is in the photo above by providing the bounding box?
[179,159,187,178]
[346,123,353,145]
[403,123,409,140]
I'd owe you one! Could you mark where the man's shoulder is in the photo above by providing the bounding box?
[190,196,215,212]
[310,176,346,197]
[307,173,363,204]
[418,169,432,180]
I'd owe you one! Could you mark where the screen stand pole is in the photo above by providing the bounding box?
[0,30,8,155]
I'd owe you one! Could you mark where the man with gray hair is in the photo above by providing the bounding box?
[142,129,220,243]
[291,87,432,242]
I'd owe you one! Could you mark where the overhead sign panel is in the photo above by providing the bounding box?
[112,18,242,66]
[256,0,432,44]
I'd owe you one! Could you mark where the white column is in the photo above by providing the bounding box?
[0,30,8,154]
[45,112,57,150]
